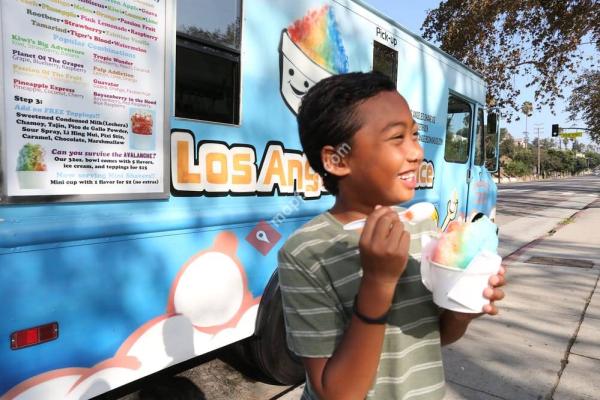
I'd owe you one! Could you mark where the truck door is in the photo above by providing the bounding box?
[466,106,498,219]
[440,94,473,230]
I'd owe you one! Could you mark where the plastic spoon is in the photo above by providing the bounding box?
[342,202,436,231]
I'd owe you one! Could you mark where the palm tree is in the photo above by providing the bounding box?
[521,101,533,148]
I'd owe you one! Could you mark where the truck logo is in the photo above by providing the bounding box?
[279,5,349,114]
[171,130,325,198]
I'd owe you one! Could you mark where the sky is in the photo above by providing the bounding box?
[364,0,594,146]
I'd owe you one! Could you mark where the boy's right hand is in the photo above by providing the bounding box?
[358,205,411,286]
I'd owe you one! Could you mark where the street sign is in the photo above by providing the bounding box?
[559,132,583,139]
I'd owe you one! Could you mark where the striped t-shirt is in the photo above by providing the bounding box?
[278,209,445,400]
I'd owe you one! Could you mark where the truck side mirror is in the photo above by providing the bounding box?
[487,113,497,135]
[485,112,499,172]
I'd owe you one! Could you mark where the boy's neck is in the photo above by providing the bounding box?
[328,196,375,224]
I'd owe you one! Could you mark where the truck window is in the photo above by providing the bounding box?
[474,108,484,165]
[175,0,242,124]
[445,95,472,163]
[373,41,398,85]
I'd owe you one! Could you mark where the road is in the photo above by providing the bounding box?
[496,175,599,228]
[494,175,599,259]
[110,175,600,400]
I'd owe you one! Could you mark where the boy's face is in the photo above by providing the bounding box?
[341,91,423,206]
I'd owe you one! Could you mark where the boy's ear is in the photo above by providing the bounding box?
[321,145,351,178]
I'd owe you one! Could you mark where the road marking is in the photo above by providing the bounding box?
[499,188,532,193]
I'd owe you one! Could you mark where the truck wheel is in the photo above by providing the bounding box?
[244,271,305,385]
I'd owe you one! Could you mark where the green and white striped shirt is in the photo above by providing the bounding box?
[278,209,445,400]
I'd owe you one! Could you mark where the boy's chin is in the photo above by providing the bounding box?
[389,189,416,204]
[377,193,415,206]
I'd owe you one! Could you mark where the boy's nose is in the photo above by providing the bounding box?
[406,140,424,162]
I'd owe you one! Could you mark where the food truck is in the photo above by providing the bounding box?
[0,0,500,398]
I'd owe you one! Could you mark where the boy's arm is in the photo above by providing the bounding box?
[439,268,506,346]
[303,277,396,400]
[301,207,412,400]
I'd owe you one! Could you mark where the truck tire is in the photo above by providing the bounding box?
[243,271,305,385]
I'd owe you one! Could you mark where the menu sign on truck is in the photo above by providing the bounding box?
[1,0,166,199]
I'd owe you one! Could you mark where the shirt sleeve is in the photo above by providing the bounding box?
[277,246,347,358]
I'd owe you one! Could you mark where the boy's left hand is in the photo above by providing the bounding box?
[482,265,506,315]
[450,265,506,321]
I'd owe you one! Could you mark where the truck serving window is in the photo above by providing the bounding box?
[373,41,398,85]
[175,0,242,124]
[445,95,472,163]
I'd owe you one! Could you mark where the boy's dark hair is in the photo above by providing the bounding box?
[297,71,397,195]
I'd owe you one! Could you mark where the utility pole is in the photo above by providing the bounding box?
[534,124,543,177]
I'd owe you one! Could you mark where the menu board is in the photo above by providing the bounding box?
[1,0,166,198]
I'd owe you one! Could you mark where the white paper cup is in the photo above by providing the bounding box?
[17,171,48,189]
[422,260,472,312]
[421,234,502,313]
[130,132,154,150]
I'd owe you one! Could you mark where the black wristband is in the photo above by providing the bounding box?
[352,295,390,324]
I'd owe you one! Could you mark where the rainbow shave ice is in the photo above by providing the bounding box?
[279,5,348,113]
[287,5,349,73]
[432,216,499,269]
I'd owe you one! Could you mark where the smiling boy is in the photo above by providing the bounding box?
[278,72,505,400]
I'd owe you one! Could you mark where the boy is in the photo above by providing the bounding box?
[278,72,505,400]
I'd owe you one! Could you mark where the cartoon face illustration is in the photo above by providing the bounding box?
[279,5,349,115]
[279,30,332,114]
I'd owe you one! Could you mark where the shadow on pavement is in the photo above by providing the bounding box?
[139,377,206,400]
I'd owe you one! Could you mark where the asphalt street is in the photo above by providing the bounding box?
[495,175,599,227]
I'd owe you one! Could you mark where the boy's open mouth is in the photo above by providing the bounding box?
[397,171,416,180]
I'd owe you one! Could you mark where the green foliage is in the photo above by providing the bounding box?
[521,101,533,117]
[445,133,469,162]
[504,160,530,177]
[422,1,600,123]
[513,148,534,165]
[500,135,515,159]
[498,131,599,176]
[585,151,600,168]
[566,69,600,143]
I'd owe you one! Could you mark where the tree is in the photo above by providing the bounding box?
[499,130,516,158]
[422,0,600,122]
[585,150,600,168]
[504,160,530,177]
[572,139,585,152]
[566,69,600,143]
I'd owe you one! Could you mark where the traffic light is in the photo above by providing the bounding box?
[552,124,560,137]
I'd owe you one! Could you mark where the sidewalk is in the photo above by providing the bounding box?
[443,198,600,399]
